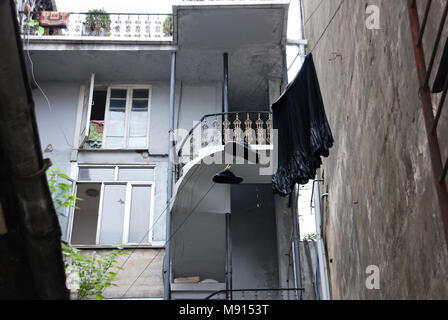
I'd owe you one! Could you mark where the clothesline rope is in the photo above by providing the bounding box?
[288,0,346,72]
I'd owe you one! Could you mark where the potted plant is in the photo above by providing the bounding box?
[84,9,111,36]
[163,16,173,37]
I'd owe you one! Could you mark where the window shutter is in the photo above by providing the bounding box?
[78,73,95,148]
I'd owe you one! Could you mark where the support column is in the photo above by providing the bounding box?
[291,185,303,300]
[223,53,229,114]
[281,48,288,91]
[225,212,232,300]
[313,176,331,299]
[164,51,176,300]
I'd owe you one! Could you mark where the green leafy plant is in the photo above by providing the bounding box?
[47,169,79,217]
[62,244,128,300]
[303,233,317,241]
[85,9,111,35]
[48,169,128,300]
[163,15,173,37]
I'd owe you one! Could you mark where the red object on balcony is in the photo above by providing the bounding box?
[39,11,69,28]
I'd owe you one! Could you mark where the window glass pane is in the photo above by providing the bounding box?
[129,91,149,149]
[106,137,125,148]
[107,104,126,136]
[118,168,154,181]
[99,184,126,245]
[132,89,149,99]
[130,100,148,129]
[128,137,148,149]
[105,93,126,148]
[110,99,126,108]
[71,183,101,245]
[129,109,148,136]
[132,100,148,109]
[128,186,151,243]
[56,179,74,241]
[111,89,127,99]
[78,167,115,181]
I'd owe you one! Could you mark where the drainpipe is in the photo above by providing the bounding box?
[222,53,233,300]
[164,51,176,300]
[281,48,288,90]
[313,177,331,299]
[225,212,233,300]
[280,47,303,299]
[291,185,303,299]
[299,0,307,59]
[223,53,229,114]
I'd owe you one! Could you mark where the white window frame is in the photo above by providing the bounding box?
[67,164,156,248]
[76,83,152,150]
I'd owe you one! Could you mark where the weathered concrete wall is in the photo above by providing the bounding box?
[303,0,448,299]
[274,194,320,300]
[231,184,279,295]
[33,82,80,175]
[77,248,164,299]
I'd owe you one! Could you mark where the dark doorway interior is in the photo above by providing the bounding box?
[230,184,279,298]
[91,89,107,121]
[71,183,101,245]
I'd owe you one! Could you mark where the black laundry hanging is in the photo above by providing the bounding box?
[272,53,333,196]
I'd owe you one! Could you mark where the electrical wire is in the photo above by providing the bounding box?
[119,182,217,298]
[115,162,204,271]
[287,0,345,72]
[304,0,325,27]
[22,11,73,148]
[308,0,345,54]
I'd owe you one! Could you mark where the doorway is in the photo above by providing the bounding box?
[230,184,279,298]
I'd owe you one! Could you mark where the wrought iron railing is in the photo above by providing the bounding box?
[204,288,304,300]
[408,1,448,245]
[175,111,272,180]
[19,11,173,40]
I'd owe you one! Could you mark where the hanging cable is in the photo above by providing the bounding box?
[22,10,73,148]
[308,0,345,54]
[115,163,204,271]
[119,182,217,298]
[304,0,325,27]
[288,0,345,72]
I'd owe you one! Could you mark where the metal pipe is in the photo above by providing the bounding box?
[225,212,233,300]
[312,178,331,300]
[281,48,288,90]
[223,53,229,114]
[299,0,307,59]
[205,288,305,300]
[163,51,176,300]
[291,185,303,300]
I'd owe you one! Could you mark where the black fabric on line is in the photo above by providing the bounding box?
[272,53,333,196]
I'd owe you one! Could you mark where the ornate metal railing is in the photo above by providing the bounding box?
[175,111,272,180]
[19,11,173,40]
[204,288,304,300]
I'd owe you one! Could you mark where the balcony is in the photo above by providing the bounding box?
[19,11,173,42]
[175,111,273,181]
